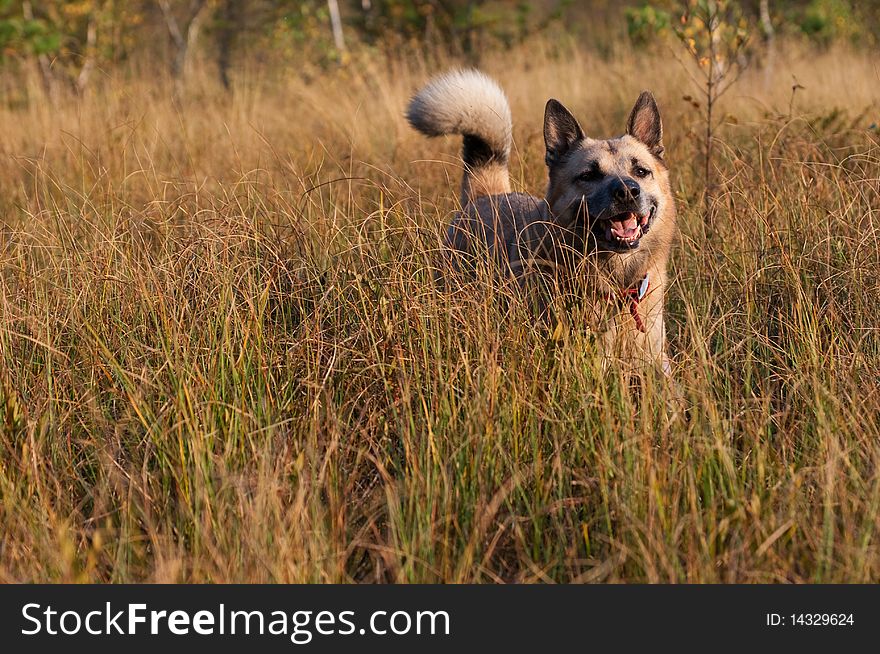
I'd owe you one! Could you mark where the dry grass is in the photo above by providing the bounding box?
[1,39,879,583]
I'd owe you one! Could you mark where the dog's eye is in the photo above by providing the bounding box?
[633,165,652,179]
[577,167,603,182]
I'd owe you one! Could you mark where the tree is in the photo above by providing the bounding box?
[157,0,211,97]
[675,0,750,222]
[9,0,126,98]
[215,0,239,90]
[21,0,59,99]
[759,0,775,84]
[327,0,345,52]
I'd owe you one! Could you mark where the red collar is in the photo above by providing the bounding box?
[607,273,650,332]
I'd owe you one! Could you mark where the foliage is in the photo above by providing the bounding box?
[625,4,672,46]
[798,0,860,46]
[0,1,62,57]
[0,0,144,87]
[0,2,878,93]
[348,0,572,54]
[674,0,750,217]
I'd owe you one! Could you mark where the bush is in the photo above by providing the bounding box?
[798,0,860,46]
[625,4,672,46]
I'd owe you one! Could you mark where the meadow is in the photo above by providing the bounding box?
[1,37,879,583]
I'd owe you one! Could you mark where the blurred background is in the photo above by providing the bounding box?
[2,1,879,97]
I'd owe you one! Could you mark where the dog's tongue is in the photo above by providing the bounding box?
[610,213,640,238]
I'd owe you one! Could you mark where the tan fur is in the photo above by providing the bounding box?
[464,161,512,202]
[544,131,676,372]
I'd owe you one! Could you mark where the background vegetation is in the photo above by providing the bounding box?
[1,1,879,582]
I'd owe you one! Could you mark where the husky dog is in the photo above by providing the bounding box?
[407,70,677,373]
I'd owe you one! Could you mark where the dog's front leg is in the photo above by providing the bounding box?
[641,301,671,377]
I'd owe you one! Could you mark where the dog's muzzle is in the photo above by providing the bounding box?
[594,205,656,251]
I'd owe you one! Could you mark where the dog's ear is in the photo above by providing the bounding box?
[544,99,584,167]
[627,91,664,158]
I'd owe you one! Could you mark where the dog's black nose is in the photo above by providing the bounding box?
[611,179,641,201]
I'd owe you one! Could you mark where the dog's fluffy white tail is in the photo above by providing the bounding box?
[406,69,512,202]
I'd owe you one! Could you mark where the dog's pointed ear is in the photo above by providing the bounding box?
[544,99,584,166]
[627,91,664,158]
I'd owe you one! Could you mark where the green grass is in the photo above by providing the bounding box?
[1,40,879,582]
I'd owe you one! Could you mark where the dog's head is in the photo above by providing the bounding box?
[543,92,671,254]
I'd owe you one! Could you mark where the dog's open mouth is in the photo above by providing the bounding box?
[597,207,654,250]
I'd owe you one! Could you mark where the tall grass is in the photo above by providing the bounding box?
[1,39,879,582]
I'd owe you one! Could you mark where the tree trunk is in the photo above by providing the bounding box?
[464,0,476,62]
[760,0,775,42]
[217,0,241,91]
[760,0,776,86]
[327,0,346,52]
[158,0,209,98]
[22,1,56,102]
[76,14,98,94]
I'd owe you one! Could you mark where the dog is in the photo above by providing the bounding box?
[406,69,677,374]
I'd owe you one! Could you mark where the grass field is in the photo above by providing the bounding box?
[1,39,879,583]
